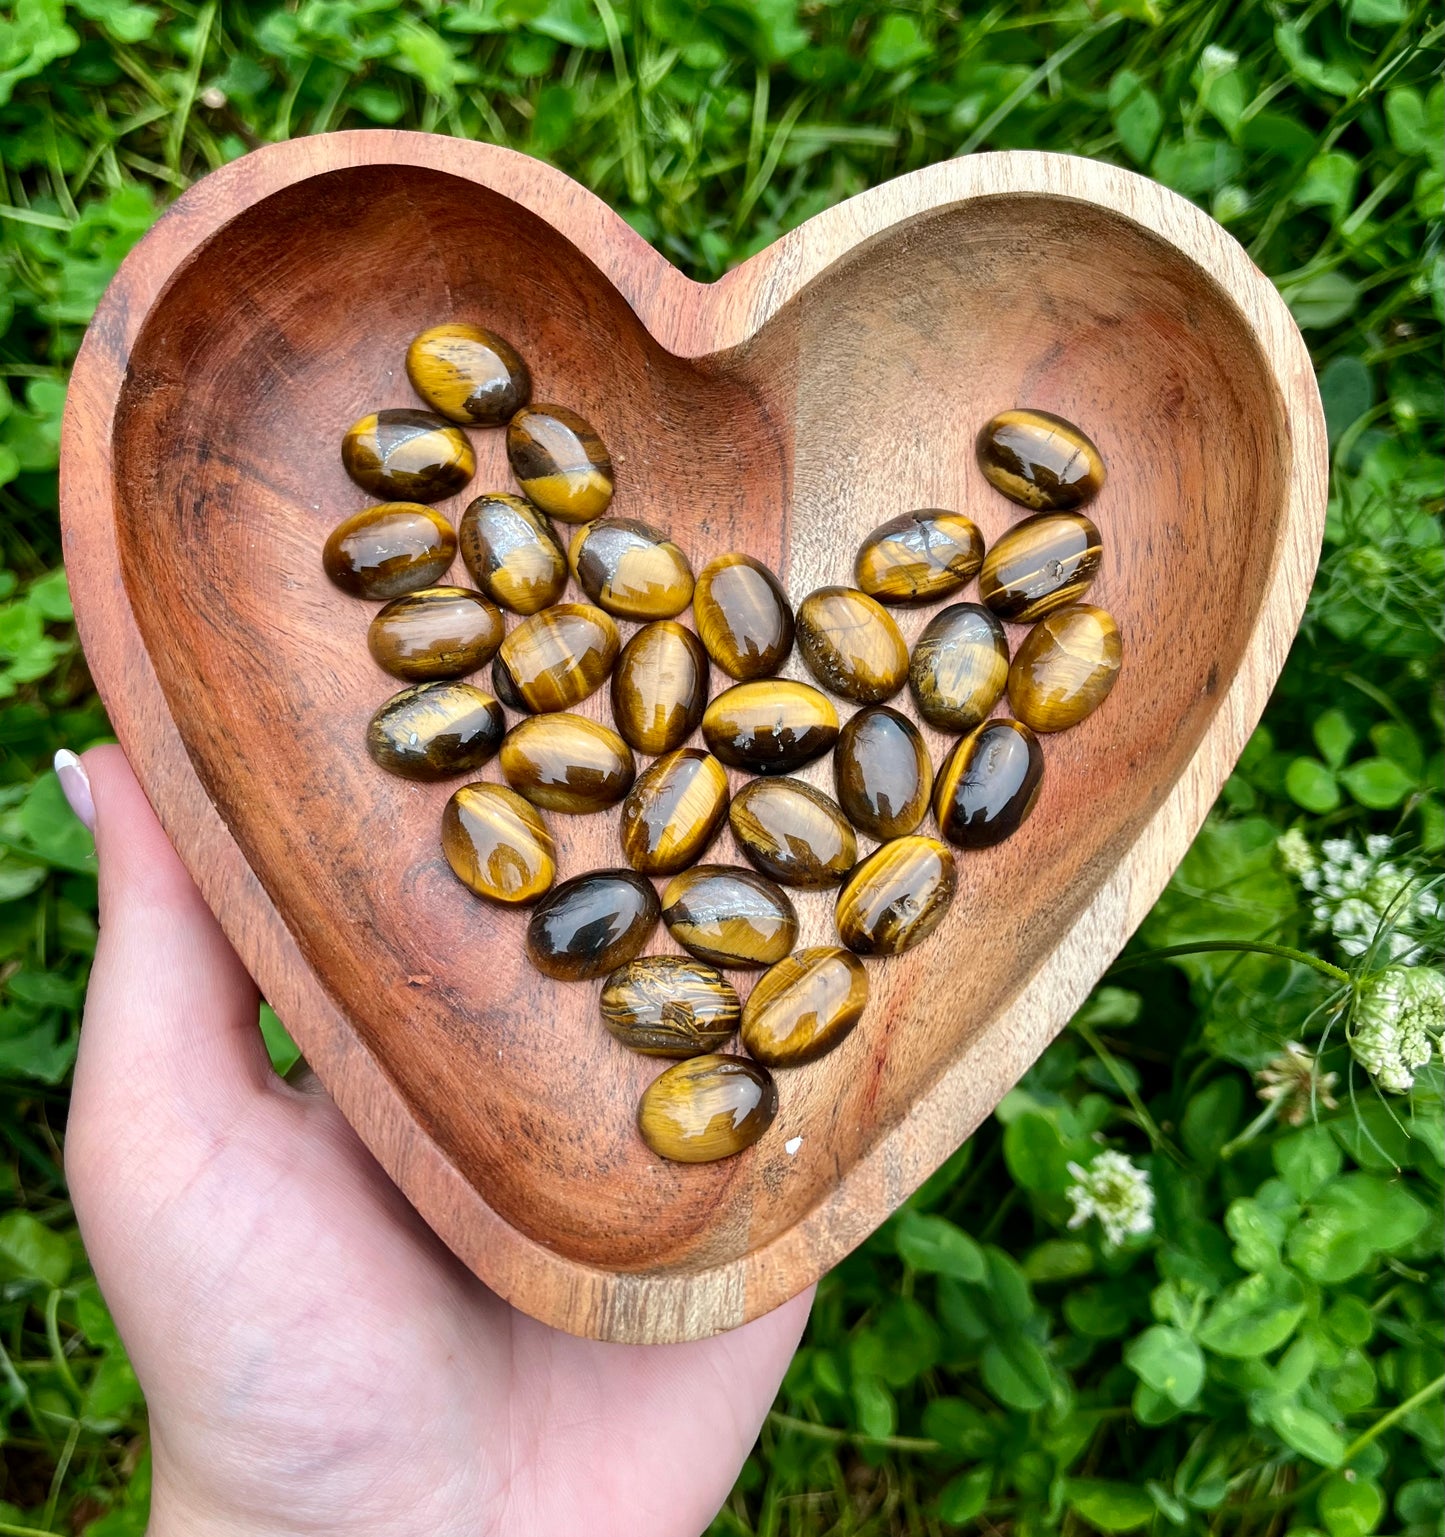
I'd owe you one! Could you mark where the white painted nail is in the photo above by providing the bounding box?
[54,749,96,833]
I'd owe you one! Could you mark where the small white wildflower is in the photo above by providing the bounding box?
[1291,832,1438,959]
[1276,827,1317,877]
[1257,1041,1340,1125]
[1351,966,1445,1094]
[1200,43,1239,72]
[1065,1150,1154,1248]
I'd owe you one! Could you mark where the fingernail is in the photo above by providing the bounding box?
[54,749,96,832]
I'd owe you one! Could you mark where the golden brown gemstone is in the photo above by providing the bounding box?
[341,409,475,503]
[835,835,956,956]
[1007,603,1123,733]
[934,718,1044,848]
[795,586,909,704]
[740,947,869,1068]
[976,408,1105,512]
[908,603,1010,733]
[499,713,635,813]
[637,1054,778,1163]
[855,509,985,605]
[322,503,457,600]
[366,681,504,781]
[458,493,568,615]
[729,778,857,889]
[661,865,799,970]
[405,323,532,426]
[525,870,659,981]
[692,554,795,680]
[366,586,503,681]
[833,706,933,841]
[494,602,620,713]
[440,782,554,906]
[610,621,710,756]
[506,404,613,523]
[568,518,695,620]
[600,956,740,1057]
[618,749,730,876]
[701,681,839,775]
[979,513,1103,623]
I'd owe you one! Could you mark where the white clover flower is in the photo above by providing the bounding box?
[1276,827,1317,877]
[1257,1041,1339,1125]
[1351,966,1445,1094]
[1290,832,1439,960]
[1065,1150,1154,1248]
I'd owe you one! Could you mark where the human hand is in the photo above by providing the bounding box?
[60,745,811,1537]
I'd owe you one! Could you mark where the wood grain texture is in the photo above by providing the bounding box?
[59,131,1327,1343]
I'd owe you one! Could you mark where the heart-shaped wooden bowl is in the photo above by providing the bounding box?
[61,130,1325,1343]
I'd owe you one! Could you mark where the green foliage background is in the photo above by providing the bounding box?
[0,0,1441,1532]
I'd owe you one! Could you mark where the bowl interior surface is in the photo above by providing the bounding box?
[111,164,1287,1272]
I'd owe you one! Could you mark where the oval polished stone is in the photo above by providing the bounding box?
[494,602,620,713]
[500,713,635,814]
[367,586,503,681]
[406,323,532,426]
[569,518,695,620]
[796,586,909,704]
[741,947,869,1068]
[526,869,659,981]
[834,706,933,841]
[366,681,504,781]
[979,512,1103,623]
[600,956,740,1057]
[458,493,568,615]
[323,503,457,600]
[908,603,1010,733]
[692,554,795,680]
[637,1054,778,1163]
[610,621,710,756]
[855,509,985,605]
[618,749,730,876]
[729,778,857,889]
[506,404,613,523]
[701,681,839,775]
[661,865,799,970]
[976,408,1105,512]
[934,718,1045,848]
[342,409,475,502]
[1009,603,1123,734]
[440,782,555,906]
[835,835,957,956]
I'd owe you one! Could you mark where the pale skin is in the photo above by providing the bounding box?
[63,745,812,1537]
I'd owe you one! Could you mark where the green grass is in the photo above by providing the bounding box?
[0,0,1442,1532]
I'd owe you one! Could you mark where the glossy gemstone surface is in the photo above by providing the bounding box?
[833,706,933,840]
[637,1054,778,1163]
[322,503,457,601]
[440,782,555,906]
[500,713,635,814]
[405,323,532,425]
[934,718,1045,848]
[526,869,659,981]
[692,554,794,680]
[741,947,869,1068]
[1008,603,1123,733]
[729,778,857,889]
[600,956,740,1057]
[341,409,475,502]
[795,586,909,704]
[610,621,710,756]
[618,749,730,876]
[367,586,503,681]
[365,681,504,781]
[494,602,620,713]
[458,493,568,615]
[979,513,1103,623]
[976,408,1105,512]
[661,865,799,969]
[506,404,614,523]
[701,681,839,775]
[835,835,957,956]
[908,602,1010,733]
[855,509,984,605]
[569,518,695,620]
